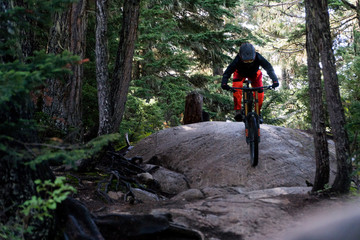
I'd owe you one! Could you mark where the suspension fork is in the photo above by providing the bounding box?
[254,90,260,116]
[244,90,248,116]
[254,91,261,141]
[244,90,254,142]
[243,90,249,140]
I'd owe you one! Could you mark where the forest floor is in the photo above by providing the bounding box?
[57,122,359,239]
[64,169,358,240]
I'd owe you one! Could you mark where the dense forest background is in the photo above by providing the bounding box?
[3,0,360,144]
[1,0,360,239]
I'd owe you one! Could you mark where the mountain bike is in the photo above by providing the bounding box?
[233,80,273,167]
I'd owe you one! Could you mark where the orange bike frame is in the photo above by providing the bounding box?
[244,91,248,115]
[255,91,260,116]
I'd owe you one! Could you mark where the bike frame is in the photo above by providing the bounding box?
[233,80,272,166]
[235,81,271,139]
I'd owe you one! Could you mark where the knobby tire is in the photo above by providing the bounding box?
[249,116,259,167]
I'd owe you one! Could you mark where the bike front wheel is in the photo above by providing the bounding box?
[249,116,259,167]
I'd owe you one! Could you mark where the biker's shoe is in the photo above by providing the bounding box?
[259,114,263,124]
[234,110,243,122]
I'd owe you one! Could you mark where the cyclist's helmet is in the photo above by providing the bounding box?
[239,43,256,63]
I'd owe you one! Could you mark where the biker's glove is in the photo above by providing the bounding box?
[222,84,237,92]
[229,87,237,93]
[272,81,279,88]
[221,84,231,91]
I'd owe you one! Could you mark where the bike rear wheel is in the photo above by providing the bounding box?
[249,116,259,167]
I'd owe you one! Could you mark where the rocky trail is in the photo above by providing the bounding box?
[64,122,359,240]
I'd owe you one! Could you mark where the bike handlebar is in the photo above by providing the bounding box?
[232,85,274,91]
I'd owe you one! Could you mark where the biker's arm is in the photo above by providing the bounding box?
[258,53,279,87]
[221,56,239,90]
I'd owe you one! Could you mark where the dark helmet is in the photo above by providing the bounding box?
[239,43,256,63]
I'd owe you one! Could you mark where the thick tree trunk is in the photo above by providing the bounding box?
[184,92,204,124]
[96,0,112,135]
[305,0,330,192]
[317,0,351,193]
[44,1,87,141]
[110,0,141,133]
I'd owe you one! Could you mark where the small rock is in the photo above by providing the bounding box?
[136,172,154,183]
[108,191,124,201]
[173,189,204,201]
[151,166,190,195]
[132,188,160,202]
[82,180,95,186]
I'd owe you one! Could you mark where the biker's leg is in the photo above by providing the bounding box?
[250,70,264,123]
[249,70,264,110]
[232,76,244,121]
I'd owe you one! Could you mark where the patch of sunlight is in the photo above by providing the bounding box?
[140,98,157,105]
[182,125,195,131]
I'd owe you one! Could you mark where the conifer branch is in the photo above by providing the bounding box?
[331,15,357,30]
[340,0,357,10]
[254,0,302,8]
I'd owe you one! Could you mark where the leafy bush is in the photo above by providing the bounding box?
[21,177,76,221]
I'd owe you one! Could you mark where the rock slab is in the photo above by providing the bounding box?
[126,121,337,191]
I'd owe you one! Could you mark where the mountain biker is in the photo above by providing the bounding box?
[221,43,279,122]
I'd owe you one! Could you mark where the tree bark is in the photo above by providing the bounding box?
[44,1,88,141]
[305,0,330,191]
[96,0,112,135]
[110,0,141,133]
[184,92,204,124]
[305,0,352,193]
[318,0,352,193]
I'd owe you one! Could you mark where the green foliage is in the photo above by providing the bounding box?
[328,0,347,11]
[80,0,257,139]
[336,30,360,167]
[0,216,33,240]
[0,0,76,59]
[197,75,234,120]
[26,133,122,169]
[119,95,165,144]
[82,82,99,138]
[0,51,79,165]
[1,3,86,238]
[21,177,76,221]
[121,0,253,134]
[0,51,76,103]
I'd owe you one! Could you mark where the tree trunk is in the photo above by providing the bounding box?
[110,0,141,133]
[305,0,330,191]
[212,66,223,76]
[96,0,112,135]
[281,68,290,89]
[317,0,352,193]
[44,1,88,141]
[184,92,204,124]
[16,0,37,60]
